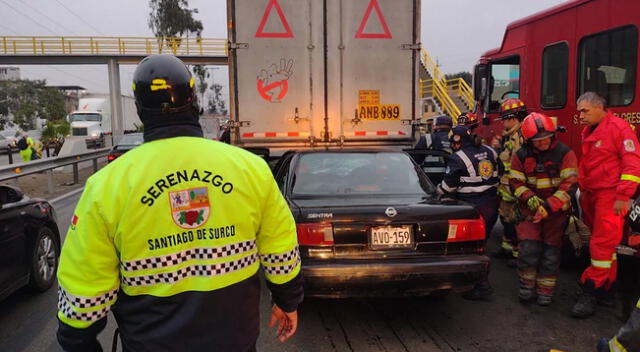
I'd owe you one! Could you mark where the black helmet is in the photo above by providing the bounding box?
[450,125,472,145]
[132,55,199,118]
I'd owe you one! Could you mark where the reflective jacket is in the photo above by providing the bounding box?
[415,129,452,152]
[57,136,303,351]
[498,124,523,188]
[579,112,640,201]
[439,144,499,203]
[509,141,578,214]
[18,136,34,162]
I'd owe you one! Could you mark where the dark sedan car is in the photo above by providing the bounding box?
[271,150,489,298]
[0,185,60,301]
[108,133,144,162]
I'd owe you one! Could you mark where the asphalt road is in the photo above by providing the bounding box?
[0,192,626,352]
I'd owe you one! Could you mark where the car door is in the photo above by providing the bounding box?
[0,187,27,294]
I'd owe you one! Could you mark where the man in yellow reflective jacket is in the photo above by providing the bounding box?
[56,55,303,351]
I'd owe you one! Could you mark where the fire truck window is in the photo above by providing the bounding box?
[579,26,638,106]
[490,61,520,112]
[541,43,569,109]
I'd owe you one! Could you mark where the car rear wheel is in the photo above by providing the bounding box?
[28,227,59,291]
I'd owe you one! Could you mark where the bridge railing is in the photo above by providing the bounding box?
[0,36,227,56]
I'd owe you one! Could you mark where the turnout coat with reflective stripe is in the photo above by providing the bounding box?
[509,141,578,213]
[439,144,499,202]
[579,112,640,201]
[56,136,302,351]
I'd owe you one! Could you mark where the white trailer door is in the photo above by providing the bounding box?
[230,0,322,144]
[326,0,418,141]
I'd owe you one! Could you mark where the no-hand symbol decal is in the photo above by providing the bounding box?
[255,0,294,38]
[355,0,392,39]
[257,58,294,103]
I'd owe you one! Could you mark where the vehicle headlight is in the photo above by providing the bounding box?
[91,132,99,137]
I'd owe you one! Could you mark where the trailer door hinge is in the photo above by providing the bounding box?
[402,119,421,126]
[228,42,248,49]
[230,120,251,128]
[401,44,421,50]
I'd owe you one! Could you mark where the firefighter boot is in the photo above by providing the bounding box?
[536,245,561,307]
[463,274,493,301]
[572,281,597,318]
[518,240,541,302]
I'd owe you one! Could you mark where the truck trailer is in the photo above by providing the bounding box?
[226,0,421,155]
[68,94,138,148]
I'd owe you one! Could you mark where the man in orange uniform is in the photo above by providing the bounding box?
[509,113,578,306]
[572,92,640,318]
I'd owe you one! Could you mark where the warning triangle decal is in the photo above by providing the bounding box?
[355,0,392,39]
[255,0,294,38]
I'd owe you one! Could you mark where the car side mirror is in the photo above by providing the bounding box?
[0,185,24,206]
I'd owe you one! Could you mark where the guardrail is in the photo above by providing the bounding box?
[419,48,475,119]
[446,78,474,110]
[0,148,110,194]
[0,36,227,57]
[419,79,462,120]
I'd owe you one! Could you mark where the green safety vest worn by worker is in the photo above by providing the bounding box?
[56,136,303,351]
[18,137,34,162]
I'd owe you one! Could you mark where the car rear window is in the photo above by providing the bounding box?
[291,152,432,196]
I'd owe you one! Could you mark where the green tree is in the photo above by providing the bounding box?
[192,65,209,103]
[0,80,66,130]
[148,0,203,49]
[41,120,70,143]
[207,83,227,115]
[445,71,472,86]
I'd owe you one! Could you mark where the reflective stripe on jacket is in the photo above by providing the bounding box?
[439,144,499,202]
[56,136,302,350]
[498,125,523,186]
[579,112,640,201]
[509,141,578,213]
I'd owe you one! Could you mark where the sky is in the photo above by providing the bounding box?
[0,0,569,101]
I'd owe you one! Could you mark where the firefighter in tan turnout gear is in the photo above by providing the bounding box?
[56,54,303,351]
[492,98,527,265]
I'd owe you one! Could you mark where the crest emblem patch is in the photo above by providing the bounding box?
[169,187,210,229]
[624,139,636,152]
[478,159,494,178]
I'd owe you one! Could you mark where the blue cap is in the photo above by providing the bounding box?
[434,115,453,127]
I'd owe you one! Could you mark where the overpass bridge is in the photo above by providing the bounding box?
[0,36,229,142]
[0,36,228,65]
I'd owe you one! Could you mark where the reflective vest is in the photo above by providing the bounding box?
[498,125,523,187]
[439,144,499,202]
[57,136,301,350]
[18,137,34,162]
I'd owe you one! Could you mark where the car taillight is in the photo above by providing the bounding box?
[296,223,334,245]
[107,153,122,162]
[447,218,485,242]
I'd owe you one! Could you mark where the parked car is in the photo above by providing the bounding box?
[271,150,489,298]
[0,134,10,151]
[108,133,144,162]
[0,185,60,301]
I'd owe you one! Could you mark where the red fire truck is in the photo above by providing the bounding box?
[472,0,640,154]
